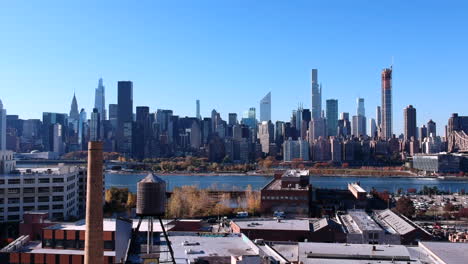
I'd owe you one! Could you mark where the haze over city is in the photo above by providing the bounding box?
[2,1,468,135]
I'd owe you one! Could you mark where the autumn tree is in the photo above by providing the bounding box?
[395,196,415,218]
[245,185,261,215]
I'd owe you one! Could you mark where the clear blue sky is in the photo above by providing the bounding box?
[1,0,467,136]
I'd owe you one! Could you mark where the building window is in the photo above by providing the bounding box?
[23,178,35,184]
[52,186,64,192]
[38,196,49,202]
[8,207,20,212]
[44,239,54,247]
[39,178,50,183]
[23,187,35,193]
[53,178,64,183]
[23,206,35,211]
[7,188,20,194]
[52,204,64,210]
[8,215,20,221]
[23,197,35,203]
[0,179,5,184]
[104,241,114,250]
[55,239,64,248]
[38,187,50,193]
[8,198,20,204]
[64,239,75,249]
[53,196,64,202]
[38,205,49,210]
[7,179,20,184]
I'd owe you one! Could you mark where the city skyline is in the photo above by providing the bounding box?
[2,1,468,135]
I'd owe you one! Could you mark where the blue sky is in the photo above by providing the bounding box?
[1,0,467,135]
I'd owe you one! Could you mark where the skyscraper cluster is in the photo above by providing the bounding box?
[2,65,463,164]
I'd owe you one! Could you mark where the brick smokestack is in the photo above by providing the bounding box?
[85,141,104,264]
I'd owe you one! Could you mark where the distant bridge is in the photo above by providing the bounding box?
[448,130,468,153]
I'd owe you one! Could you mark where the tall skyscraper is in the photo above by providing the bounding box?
[427,119,436,137]
[78,108,87,149]
[357,98,365,117]
[404,105,417,141]
[369,118,377,138]
[259,92,271,122]
[311,69,322,120]
[0,99,6,151]
[419,125,428,141]
[42,112,68,152]
[90,108,101,141]
[381,67,393,140]
[228,113,237,126]
[94,78,106,120]
[352,115,366,137]
[109,104,118,131]
[326,99,338,137]
[69,93,79,122]
[196,99,201,120]
[376,106,382,127]
[117,81,133,152]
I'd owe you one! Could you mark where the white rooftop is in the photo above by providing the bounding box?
[233,219,311,231]
[168,233,259,264]
[341,210,382,233]
[46,218,173,233]
[297,243,419,264]
[419,241,468,264]
[373,209,415,235]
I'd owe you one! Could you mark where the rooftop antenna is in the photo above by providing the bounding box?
[391,56,394,69]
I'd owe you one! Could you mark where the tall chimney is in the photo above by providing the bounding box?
[85,141,104,264]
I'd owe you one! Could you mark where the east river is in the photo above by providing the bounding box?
[105,172,468,193]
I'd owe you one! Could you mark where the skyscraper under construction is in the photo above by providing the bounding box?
[381,67,393,140]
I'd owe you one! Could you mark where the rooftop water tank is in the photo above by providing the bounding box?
[136,173,166,216]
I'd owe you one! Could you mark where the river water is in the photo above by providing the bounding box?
[105,173,468,193]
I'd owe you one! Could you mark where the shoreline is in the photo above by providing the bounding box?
[105,170,468,180]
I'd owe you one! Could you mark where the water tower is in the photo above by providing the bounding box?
[134,173,175,264]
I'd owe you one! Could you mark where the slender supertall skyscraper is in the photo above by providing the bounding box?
[196,99,201,120]
[94,78,106,120]
[260,92,271,122]
[381,67,393,140]
[0,99,6,151]
[404,105,417,141]
[311,69,322,120]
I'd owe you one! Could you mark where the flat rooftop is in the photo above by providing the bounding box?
[233,219,311,231]
[168,233,258,264]
[297,243,418,264]
[263,179,309,191]
[4,241,115,256]
[373,209,415,235]
[3,166,78,177]
[419,241,468,264]
[45,218,173,233]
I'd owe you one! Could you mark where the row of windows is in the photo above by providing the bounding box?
[0,205,65,213]
[0,196,65,204]
[0,177,71,185]
[261,196,308,201]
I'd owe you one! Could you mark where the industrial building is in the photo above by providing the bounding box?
[0,164,85,223]
[231,218,345,242]
[260,170,312,215]
[337,210,401,245]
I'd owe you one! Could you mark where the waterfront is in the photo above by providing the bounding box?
[105,172,468,193]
